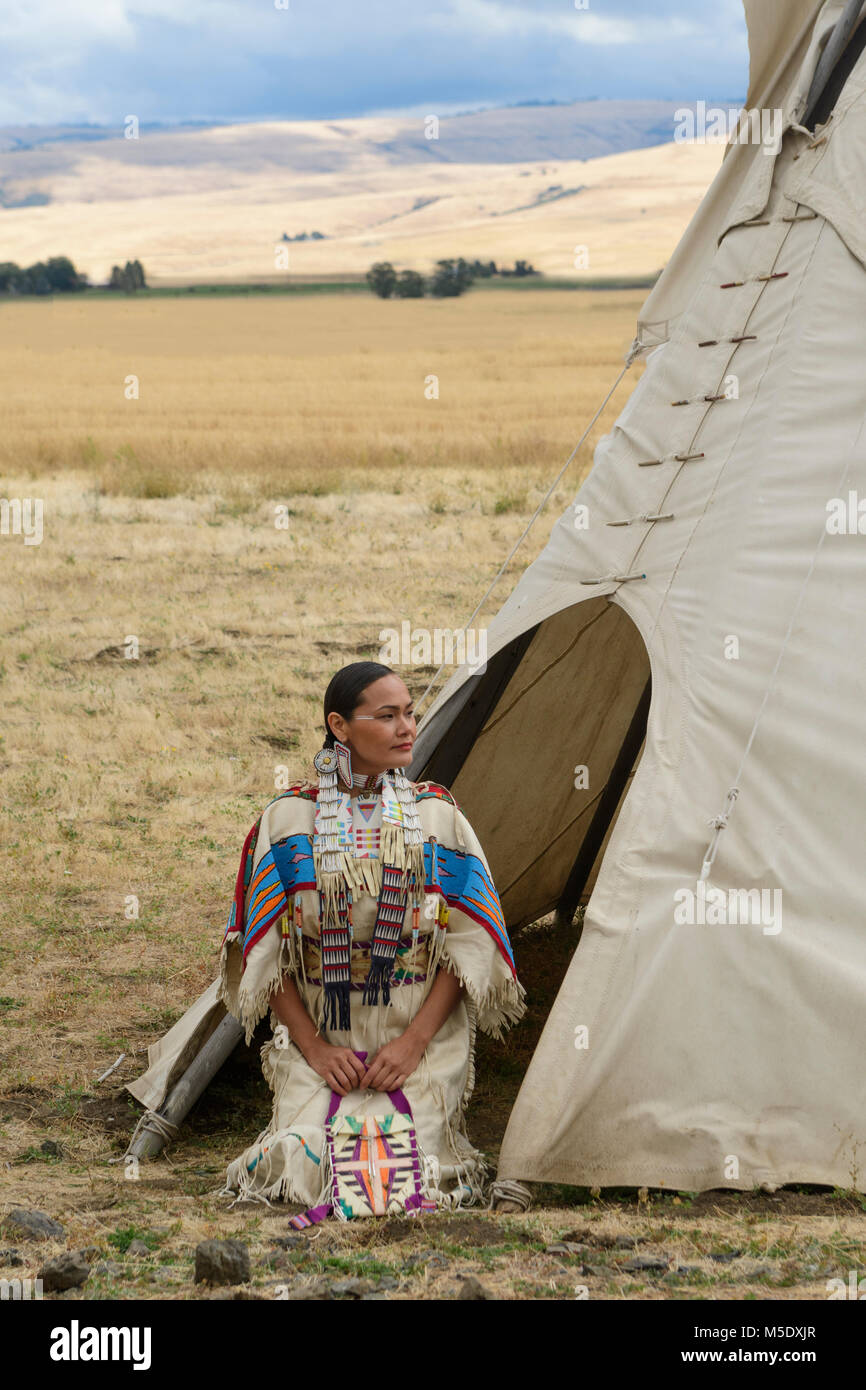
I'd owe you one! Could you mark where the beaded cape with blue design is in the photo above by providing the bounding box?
[224,783,515,978]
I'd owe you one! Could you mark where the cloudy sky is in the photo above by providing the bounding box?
[2,0,750,127]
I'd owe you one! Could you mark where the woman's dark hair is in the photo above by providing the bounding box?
[323,662,396,747]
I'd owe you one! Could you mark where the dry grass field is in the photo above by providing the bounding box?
[2,287,864,1301]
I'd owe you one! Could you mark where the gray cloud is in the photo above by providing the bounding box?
[0,0,749,126]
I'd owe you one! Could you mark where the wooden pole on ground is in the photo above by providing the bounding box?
[127,1013,245,1160]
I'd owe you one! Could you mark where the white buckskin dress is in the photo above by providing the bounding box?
[218,774,525,1214]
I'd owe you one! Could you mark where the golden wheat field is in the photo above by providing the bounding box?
[2,287,864,1301]
[0,288,641,486]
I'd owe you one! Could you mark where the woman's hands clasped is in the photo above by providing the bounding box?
[304,1041,366,1096]
[359,1031,427,1093]
[303,1030,427,1096]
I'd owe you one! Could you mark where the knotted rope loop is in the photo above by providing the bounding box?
[108,1108,180,1164]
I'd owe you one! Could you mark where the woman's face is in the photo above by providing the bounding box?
[327,673,416,774]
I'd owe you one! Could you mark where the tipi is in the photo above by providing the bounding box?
[408,0,866,1194]
[128,0,866,1195]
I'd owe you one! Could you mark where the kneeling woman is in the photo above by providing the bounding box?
[219,661,525,1220]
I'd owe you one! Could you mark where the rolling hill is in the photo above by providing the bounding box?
[0,102,727,284]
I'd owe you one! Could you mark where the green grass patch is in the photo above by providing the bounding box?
[314,1253,396,1279]
[492,493,525,515]
[14,1144,64,1164]
[53,1084,92,1117]
[107,1225,162,1254]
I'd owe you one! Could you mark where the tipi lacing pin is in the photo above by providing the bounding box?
[580,571,647,586]
[720,272,789,288]
[741,212,818,226]
[638,452,704,467]
[607,513,675,527]
[672,394,732,406]
[793,135,828,160]
[698,335,757,347]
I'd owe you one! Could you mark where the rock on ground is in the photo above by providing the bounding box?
[40,1251,91,1292]
[194,1239,250,1286]
[456,1275,494,1300]
[4,1209,65,1242]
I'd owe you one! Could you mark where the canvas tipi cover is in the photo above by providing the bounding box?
[409,0,866,1192]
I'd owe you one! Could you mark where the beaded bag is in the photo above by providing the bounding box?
[289,1051,437,1226]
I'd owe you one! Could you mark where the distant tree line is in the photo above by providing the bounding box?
[280,230,327,242]
[0,255,87,295]
[367,256,540,299]
[0,255,148,295]
[108,260,147,292]
[470,258,539,278]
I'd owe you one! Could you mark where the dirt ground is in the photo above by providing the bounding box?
[3,1108,865,1302]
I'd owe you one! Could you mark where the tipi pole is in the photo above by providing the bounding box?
[803,0,866,127]
[125,1013,244,1160]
